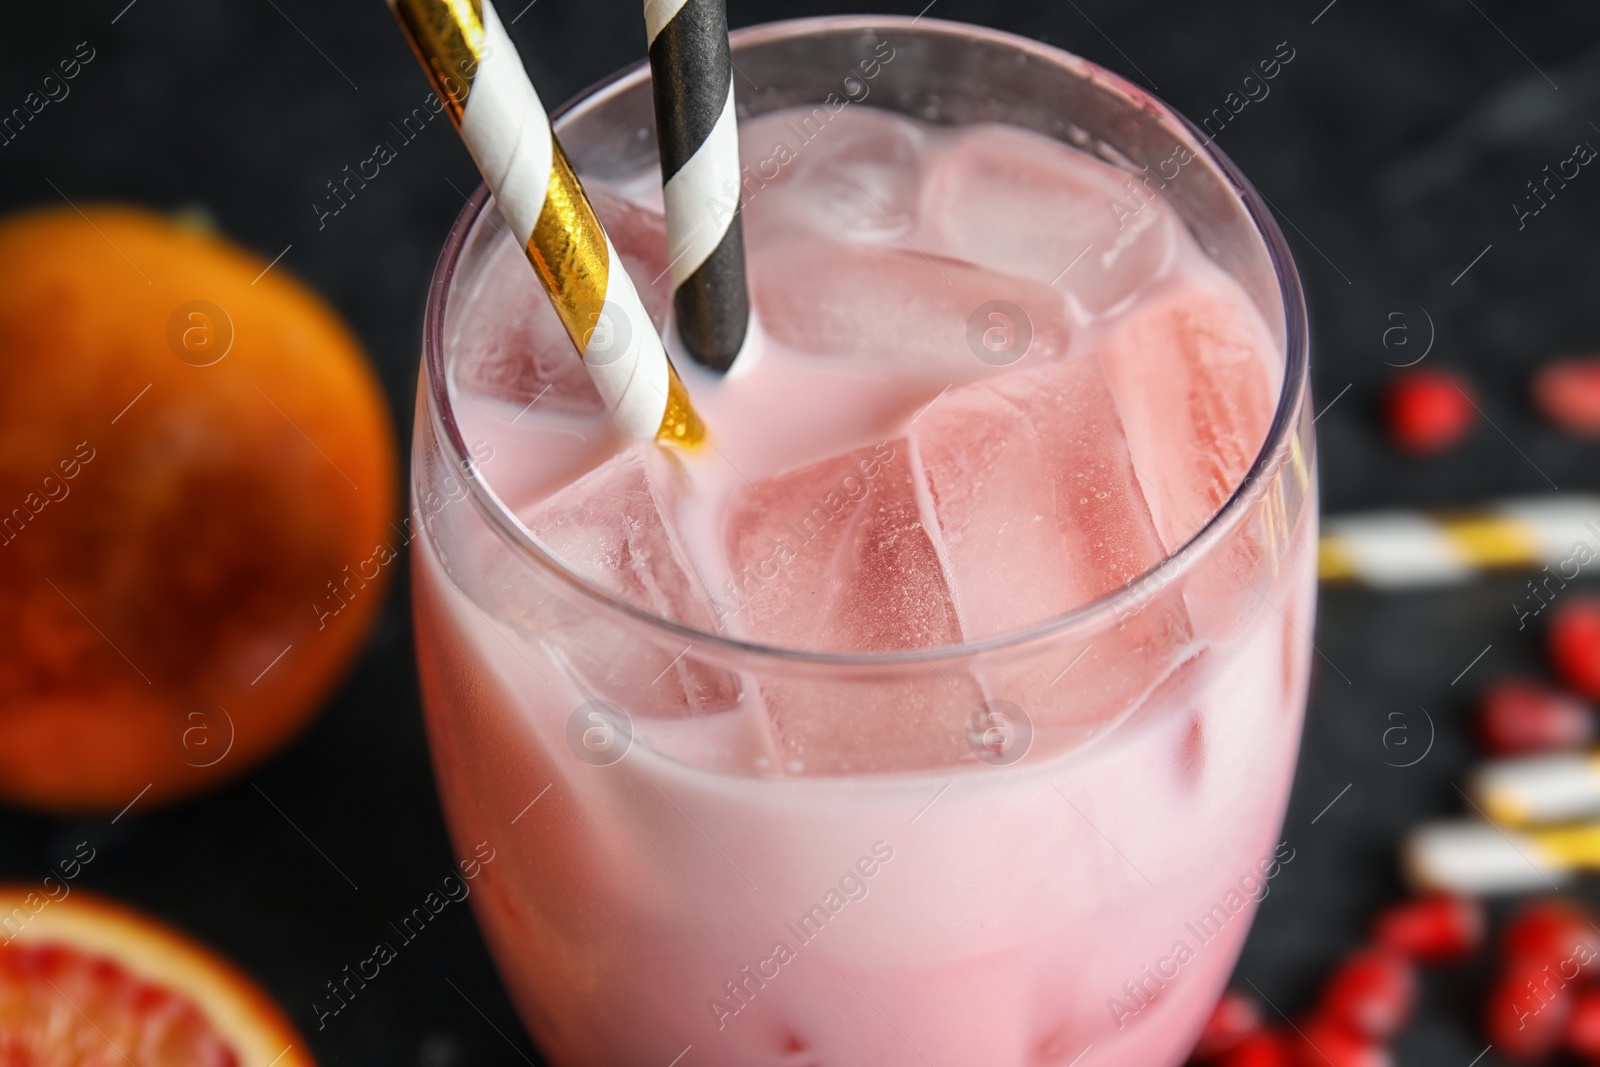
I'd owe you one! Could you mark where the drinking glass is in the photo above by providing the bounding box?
[410,16,1314,1066]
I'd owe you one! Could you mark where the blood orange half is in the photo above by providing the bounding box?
[0,886,313,1066]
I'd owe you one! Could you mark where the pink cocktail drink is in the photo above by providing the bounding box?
[410,18,1314,1067]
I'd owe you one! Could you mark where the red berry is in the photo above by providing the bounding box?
[1384,369,1476,454]
[1373,893,1485,962]
[1194,990,1264,1059]
[1505,899,1600,969]
[1532,356,1600,438]
[1487,957,1575,1060]
[1567,989,1600,1058]
[1473,680,1594,755]
[1551,599,1600,700]
[1217,1030,1291,1067]
[1317,948,1416,1039]
[1289,1019,1391,1067]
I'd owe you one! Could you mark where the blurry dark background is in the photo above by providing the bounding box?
[3,0,1600,1063]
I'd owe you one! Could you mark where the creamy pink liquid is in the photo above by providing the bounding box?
[413,105,1315,1066]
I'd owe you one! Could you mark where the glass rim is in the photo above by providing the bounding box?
[421,14,1312,669]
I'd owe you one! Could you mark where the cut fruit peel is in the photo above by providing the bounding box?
[0,885,313,1067]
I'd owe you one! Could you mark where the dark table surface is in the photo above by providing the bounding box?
[4,0,1600,1063]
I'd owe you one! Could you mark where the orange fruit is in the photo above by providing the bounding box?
[0,884,313,1066]
[0,205,398,812]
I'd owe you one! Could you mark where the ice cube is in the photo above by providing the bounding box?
[916,358,1195,753]
[753,667,987,775]
[719,363,1194,771]
[721,438,977,773]
[723,438,959,652]
[1091,273,1281,641]
[516,446,739,718]
[750,237,1074,386]
[918,124,1175,314]
[915,357,1171,639]
[739,107,926,243]
[449,187,671,413]
[1091,274,1279,553]
[912,381,1066,639]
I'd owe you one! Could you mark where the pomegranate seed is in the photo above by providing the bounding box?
[1532,356,1600,438]
[1473,680,1594,755]
[1567,989,1600,1058]
[1505,899,1600,970]
[1216,1030,1291,1067]
[1487,956,1576,1060]
[1194,990,1264,1059]
[1317,948,1416,1039]
[1373,893,1485,962]
[1551,599,1600,700]
[1290,1019,1391,1067]
[1383,369,1476,454]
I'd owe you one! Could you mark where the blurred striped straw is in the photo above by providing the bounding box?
[1320,495,1600,588]
[1407,753,1600,894]
[645,0,751,372]
[1406,819,1599,895]
[1469,750,1600,828]
[389,0,706,446]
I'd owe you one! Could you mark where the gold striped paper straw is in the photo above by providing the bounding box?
[1320,495,1600,588]
[390,0,705,446]
[1470,750,1600,828]
[1406,819,1600,895]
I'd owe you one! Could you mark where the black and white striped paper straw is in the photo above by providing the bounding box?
[645,0,751,373]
